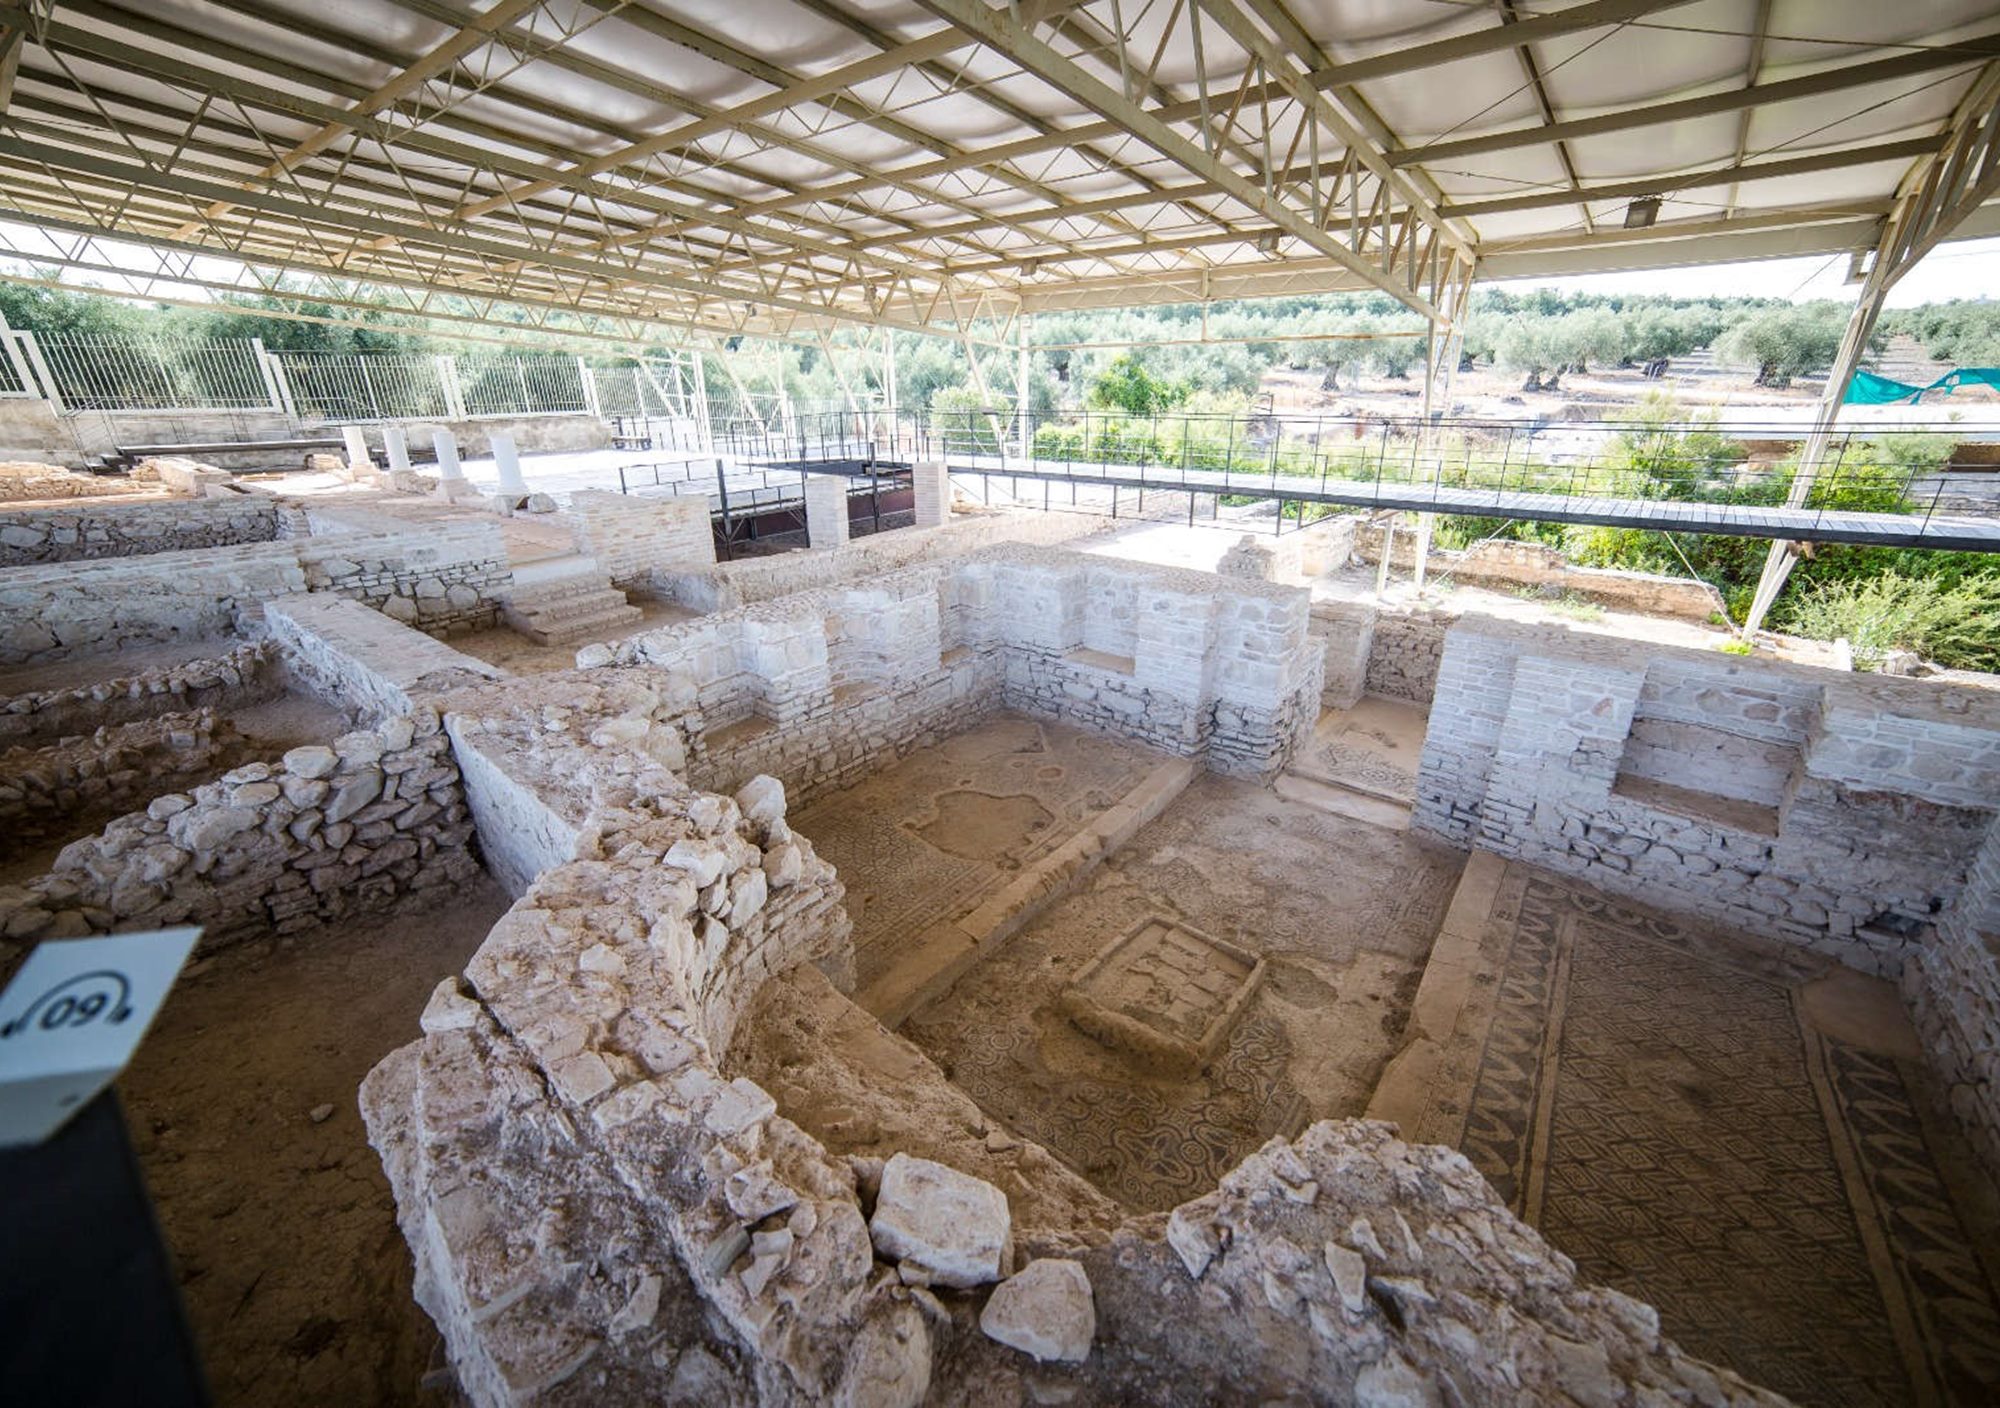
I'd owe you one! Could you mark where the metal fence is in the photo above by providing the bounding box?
[456,354,588,417]
[0,332,32,396]
[33,334,273,411]
[0,327,700,424]
[275,352,452,421]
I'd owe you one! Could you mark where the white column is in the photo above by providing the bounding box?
[912,458,950,528]
[804,474,850,549]
[340,425,371,473]
[384,426,412,473]
[433,430,465,481]
[491,432,528,496]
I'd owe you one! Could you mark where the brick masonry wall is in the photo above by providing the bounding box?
[1414,619,2000,977]
[592,547,1322,803]
[0,495,278,565]
[565,488,715,587]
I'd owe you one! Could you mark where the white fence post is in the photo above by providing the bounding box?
[13,329,63,414]
[266,349,299,420]
[250,338,289,416]
[579,357,600,418]
[437,355,467,420]
[0,313,38,400]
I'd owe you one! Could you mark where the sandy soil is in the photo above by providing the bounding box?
[0,637,247,695]
[118,875,513,1407]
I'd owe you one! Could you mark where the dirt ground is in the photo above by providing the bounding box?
[904,771,1465,1211]
[788,714,1164,996]
[117,875,513,1407]
[0,636,248,694]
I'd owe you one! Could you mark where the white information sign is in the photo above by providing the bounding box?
[0,927,200,1147]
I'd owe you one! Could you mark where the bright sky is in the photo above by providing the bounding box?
[1491,236,2000,308]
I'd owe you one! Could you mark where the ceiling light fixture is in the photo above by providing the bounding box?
[1623,196,1661,230]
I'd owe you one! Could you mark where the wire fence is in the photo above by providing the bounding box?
[456,354,588,417]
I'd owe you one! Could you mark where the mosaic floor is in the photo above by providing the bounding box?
[1457,869,2000,1407]
[905,774,1464,1211]
[1286,695,1426,805]
[788,714,1164,994]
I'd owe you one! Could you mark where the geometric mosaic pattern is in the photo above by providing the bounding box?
[1460,876,2000,1407]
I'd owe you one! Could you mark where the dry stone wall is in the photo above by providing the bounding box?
[1215,515,1356,585]
[0,461,157,500]
[290,513,509,634]
[0,708,245,850]
[1365,605,1453,704]
[1905,816,2000,1178]
[0,640,279,746]
[0,541,308,667]
[0,503,509,666]
[0,495,278,565]
[0,706,478,954]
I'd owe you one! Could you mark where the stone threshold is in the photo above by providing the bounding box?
[857,754,1198,1028]
[1363,849,1508,1146]
[1271,771,1412,830]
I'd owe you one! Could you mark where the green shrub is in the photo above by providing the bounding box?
[1783,570,2000,671]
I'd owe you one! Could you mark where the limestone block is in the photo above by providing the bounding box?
[978,1258,1094,1363]
[868,1153,1011,1288]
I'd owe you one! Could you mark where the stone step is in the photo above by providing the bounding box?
[503,601,643,647]
[500,579,642,646]
[503,572,618,608]
[511,588,634,623]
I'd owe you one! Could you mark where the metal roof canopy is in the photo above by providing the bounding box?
[0,0,1996,345]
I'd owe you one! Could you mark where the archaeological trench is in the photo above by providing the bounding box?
[4,455,1999,1407]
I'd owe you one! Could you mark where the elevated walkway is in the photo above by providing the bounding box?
[734,437,2000,552]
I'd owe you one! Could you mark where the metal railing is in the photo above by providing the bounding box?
[722,406,2000,545]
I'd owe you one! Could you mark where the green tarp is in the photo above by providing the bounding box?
[1845,367,2000,404]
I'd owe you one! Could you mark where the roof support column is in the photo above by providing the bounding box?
[1741,64,2000,639]
[1739,280,1890,637]
[1411,258,1474,596]
[1016,314,1033,465]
